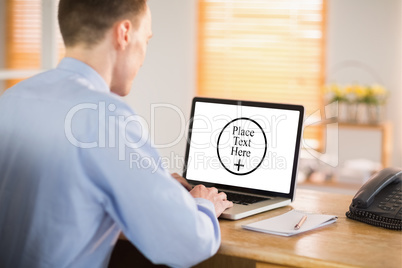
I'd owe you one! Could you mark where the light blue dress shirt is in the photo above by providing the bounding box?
[0,58,220,268]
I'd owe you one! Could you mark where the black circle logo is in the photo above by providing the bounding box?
[217,118,267,175]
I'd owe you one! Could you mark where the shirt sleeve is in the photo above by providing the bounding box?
[78,103,221,268]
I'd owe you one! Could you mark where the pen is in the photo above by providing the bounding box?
[294,215,307,230]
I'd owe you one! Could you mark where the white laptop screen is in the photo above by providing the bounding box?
[184,98,304,196]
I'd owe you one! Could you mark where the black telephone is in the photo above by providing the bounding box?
[346,167,402,230]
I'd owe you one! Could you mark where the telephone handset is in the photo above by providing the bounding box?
[346,167,402,230]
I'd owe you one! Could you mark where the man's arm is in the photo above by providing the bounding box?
[80,105,232,267]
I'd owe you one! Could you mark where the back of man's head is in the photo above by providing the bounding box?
[58,0,147,48]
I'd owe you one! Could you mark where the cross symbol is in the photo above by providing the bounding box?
[234,159,244,172]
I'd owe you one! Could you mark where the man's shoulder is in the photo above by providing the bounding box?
[2,68,133,114]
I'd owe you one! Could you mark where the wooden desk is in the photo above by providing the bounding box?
[195,189,402,268]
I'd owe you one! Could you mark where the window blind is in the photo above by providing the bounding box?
[5,0,64,89]
[197,0,326,142]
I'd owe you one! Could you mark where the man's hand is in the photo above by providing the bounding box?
[190,184,233,218]
[171,173,192,191]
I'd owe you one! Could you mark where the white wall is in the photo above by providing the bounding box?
[124,0,197,173]
[124,0,402,173]
[326,0,402,168]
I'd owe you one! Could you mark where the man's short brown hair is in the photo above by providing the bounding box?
[58,0,147,47]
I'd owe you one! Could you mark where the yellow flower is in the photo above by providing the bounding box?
[351,84,368,99]
[344,85,355,94]
[325,83,388,105]
[371,84,387,96]
[325,84,348,102]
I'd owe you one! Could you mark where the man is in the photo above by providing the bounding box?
[0,0,232,267]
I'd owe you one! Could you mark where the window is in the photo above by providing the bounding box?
[3,0,64,89]
[197,0,326,142]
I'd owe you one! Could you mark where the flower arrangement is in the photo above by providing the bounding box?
[325,83,388,124]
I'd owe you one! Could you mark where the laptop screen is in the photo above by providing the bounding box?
[183,97,304,199]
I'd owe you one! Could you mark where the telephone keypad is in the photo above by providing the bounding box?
[377,188,402,213]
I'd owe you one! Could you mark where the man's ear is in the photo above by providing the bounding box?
[114,20,132,50]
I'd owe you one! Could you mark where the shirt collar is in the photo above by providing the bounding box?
[57,57,110,94]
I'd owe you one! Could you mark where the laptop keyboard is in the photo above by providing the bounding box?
[225,192,270,205]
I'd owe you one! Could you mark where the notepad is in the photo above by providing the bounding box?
[242,210,338,236]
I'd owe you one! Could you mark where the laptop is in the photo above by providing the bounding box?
[183,97,304,220]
